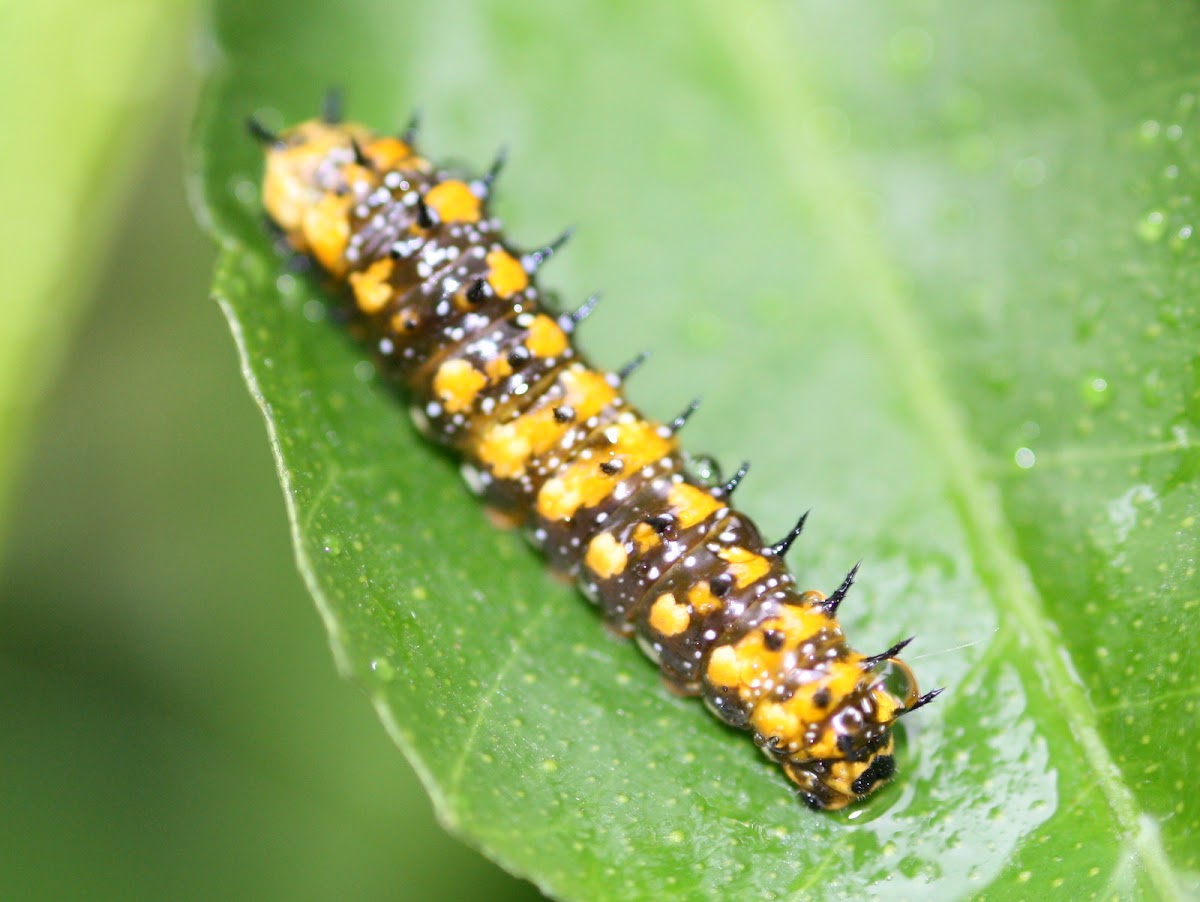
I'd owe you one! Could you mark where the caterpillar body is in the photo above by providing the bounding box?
[251,100,939,810]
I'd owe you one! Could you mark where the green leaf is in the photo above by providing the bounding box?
[191,1,1200,898]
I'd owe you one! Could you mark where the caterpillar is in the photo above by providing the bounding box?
[248,96,940,810]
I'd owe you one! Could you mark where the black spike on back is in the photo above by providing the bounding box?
[616,350,651,382]
[716,461,750,499]
[480,146,508,194]
[562,292,600,332]
[900,687,944,716]
[246,116,282,148]
[401,110,421,146]
[823,562,861,615]
[668,398,702,434]
[349,137,371,168]
[770,510,810,558]
[862,637,914,668]
[522,227,574,274]
[415,196,436,229]
[321,86,344,124]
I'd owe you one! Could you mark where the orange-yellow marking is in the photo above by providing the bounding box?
[424,179,482,224]
[717,546,771,588]
[525,315,569,358]
[686,582,722,616]
[706,645,741,689]
[585,532,627,579]
[363,137,415,170]
[752,701,800,742]
[484,355,514,381]
[473,365,618,480]
[631,522,661,554]
[535,420,674,521]
[301,193,353,276]
[433,359,487,414]
[668,483,723,529]
[486,249,529,298]
[648,592,690,637]
[348,257,395,314]
[475,407,565,478]
[559,366,618,418]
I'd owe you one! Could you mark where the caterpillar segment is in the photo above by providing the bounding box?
[254,110,937,810]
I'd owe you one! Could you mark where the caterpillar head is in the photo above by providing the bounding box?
[783,658,930,810]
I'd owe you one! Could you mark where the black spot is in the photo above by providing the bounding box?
[763,629,786,652]
[416,197,436,229]
[466,279,488,303]
[851,754,896,797]
[710,574,732,598]
[836,734,855,755]
[507,348,531,369]
[645,514,674,535]
[553,406,574,423]
[599,460,623,476]
[812,688,832,709]
[799,792,825,811]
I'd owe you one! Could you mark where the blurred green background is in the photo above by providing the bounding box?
[0,2,538,899]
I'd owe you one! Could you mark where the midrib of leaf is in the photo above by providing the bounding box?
[707,3,1185,897]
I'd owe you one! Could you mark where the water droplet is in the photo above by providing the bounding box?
[369,657,395,682]
[1164,164,1180,180]
[686,453,723,488]
[1136,209,1167,243]
[1081,374,1111,409]
[1138,119,1161,143]
[354,360,375,382]
[888,26,934,72]
[321,535,343,556]
[231,177,257,205]
[1170,225,1193,252]
[303,299,326,322]
[1166,123,1184,141]
[1014,447,1036,469]
[1021,420,1041,439]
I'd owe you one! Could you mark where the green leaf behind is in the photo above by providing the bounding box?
[192,1,1200,898]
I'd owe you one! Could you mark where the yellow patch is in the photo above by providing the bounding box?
[473,366,616,480]
[559,366,618,418]
[484,354,514,381]
[475,407,563,478]
[525,315,569,358]
[648,593,690,637]
[475,423,533,479]
[717,546,771,588]
[668,483,723,529]
[706,645,741,689]
[752,701,801,742]
[301,192,352,276]
[535,420,674,521]
[686,582,722,616]
[585,532,627,579]
[433,359,487,414]
[486,249,529,298]
[424,179,482,224]
[364,136,415,169]
[631,522,661,554]
[347,257,394,314]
